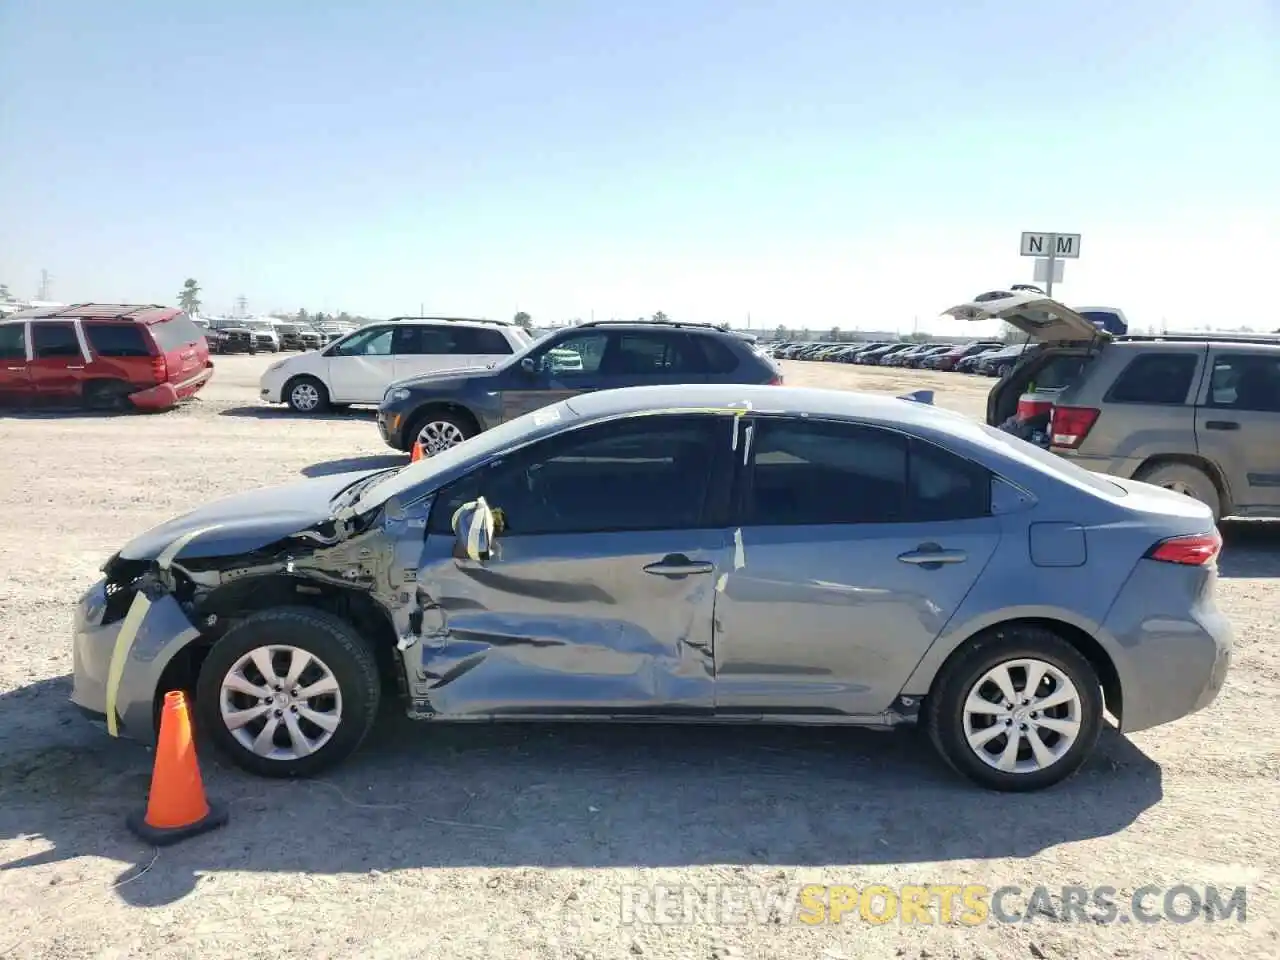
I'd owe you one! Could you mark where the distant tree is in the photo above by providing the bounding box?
[178,278,202,315]
[652,311,669,322]
[513,311,532,331]
[296,308,310,324]
[337,311,352,324]
[773,325,787,340]
[905,331,932,343]
[798,328,811,340]
[827,327,841,341]
[0,283,11,300]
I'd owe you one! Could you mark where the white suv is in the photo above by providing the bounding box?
[259,317,532,412]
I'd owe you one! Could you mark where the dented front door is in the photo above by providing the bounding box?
[403,412,736,718]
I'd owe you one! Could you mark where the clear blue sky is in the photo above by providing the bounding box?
[1,1,1276,332]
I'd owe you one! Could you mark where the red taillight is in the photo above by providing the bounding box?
[768,374,783,385]
[151,354,167,382]
[1146,531,1222,566]
[1049,405,1099,448]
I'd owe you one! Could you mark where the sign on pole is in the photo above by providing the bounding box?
[1019,231,1081,295]
[1020,232,1081,258]
[1033,258,1064,284]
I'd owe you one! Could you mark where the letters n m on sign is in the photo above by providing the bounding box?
[1020,232,1082,258]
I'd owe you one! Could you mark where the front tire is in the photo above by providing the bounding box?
[195,607,381,778]
[285,376,330,413]
[925,625,1103,792]
[407,409,475,456]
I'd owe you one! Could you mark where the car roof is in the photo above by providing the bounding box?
[563,383,973,434]
[0,303,181,325]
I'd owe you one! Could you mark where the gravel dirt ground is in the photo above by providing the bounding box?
[0,355,1276,960]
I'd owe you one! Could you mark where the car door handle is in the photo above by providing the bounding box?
[66,365,85,370]
[643,554,714,576]
[1204,420,1239,431]
[6,366,24,371]
[898,546,968,566]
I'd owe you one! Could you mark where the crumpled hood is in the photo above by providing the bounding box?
[117,470,379,562]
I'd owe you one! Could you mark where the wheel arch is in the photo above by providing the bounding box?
[912,615,1123,724]
[1133,454,1231,514]
[157,574,406,721]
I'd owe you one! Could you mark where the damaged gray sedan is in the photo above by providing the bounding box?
[72,384,1231,790]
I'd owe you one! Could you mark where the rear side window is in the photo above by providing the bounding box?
[0,324,25,360]
[608,332,706,375]
[745,418,991,525]
[1105,353,1197,404]
[32,323,82,359]
[84,323,150,358]
[1205,354,1280,412]
[693,335,740,374]
[149,313,204,352]
[454,327,514,355]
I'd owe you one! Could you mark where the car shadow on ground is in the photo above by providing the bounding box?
[1218,521,1280,578]
[301,454,407,477]
[0,676,1163,908]
[218,405,375,422]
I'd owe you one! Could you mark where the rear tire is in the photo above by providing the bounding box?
[925,625,1103,792]
[83,380,133,412]
[285,376,331,413]
[195,607,381,778]
[1134,462,1222,522]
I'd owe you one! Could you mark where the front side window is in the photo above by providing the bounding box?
[32,323,82,359]
[527,331,609,375]
[85,323,150,358]
[0,324,26,360]
[745,418,991,525]
[1205,354,1280,413]
[428,415,723,535]
[331,326,394,357]
[1105,353,1198,405]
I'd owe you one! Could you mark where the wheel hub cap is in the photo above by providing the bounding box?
[962,657,1083,775]
[219,644,343,761]
[418,421,465,456]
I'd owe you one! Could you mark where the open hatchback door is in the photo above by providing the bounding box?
[943,290,1116,344]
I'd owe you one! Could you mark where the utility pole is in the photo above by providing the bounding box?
[235,295,248,318]
[37,269,51,301]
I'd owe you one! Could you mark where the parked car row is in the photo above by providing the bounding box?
[193,316,355,355]
[767,338,1016,372]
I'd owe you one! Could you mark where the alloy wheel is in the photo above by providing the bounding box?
[961,658,1082,774]
[218,645,343,761]
[417,420,467,456]
[291,382,320,411]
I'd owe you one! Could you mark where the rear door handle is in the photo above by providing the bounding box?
[898,545,968,566]
[66,365,85,370]
[643,554,714,577]
[1205,420,1239,431]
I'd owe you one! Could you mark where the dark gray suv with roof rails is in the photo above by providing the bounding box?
[948,290,1280,522]
[376,319,783,454]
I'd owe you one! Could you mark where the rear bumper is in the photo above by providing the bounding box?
[1100,560,1233,733]
[129,365,213,411]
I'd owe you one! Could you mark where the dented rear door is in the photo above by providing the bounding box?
[406,413,737,717]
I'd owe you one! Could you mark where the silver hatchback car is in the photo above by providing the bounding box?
[71,384,1231,791]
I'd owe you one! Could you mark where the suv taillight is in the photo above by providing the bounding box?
[151,353,167,382]
[768,373,784,385]
[1049,405,1099,448]
[1146,531,1222,566]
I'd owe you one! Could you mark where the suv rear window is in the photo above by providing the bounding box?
[85,323,150,357]
[1105,353,1197,405]
[149,312,205,352]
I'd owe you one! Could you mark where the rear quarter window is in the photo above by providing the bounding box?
[85,323,151,358]
[1104,352,1198,405]
[456,327,514,355]
[694,335,741,374]
[149,313,205,352]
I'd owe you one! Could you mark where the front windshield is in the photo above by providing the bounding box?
[353,399,581,510]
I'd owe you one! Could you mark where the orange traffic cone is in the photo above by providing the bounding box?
[126,691,228,846]
[410,440,424,462]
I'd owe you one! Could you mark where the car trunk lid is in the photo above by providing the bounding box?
[944,290,1114,345]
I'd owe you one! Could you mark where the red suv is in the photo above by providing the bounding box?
[0,304,213,411]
